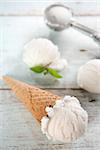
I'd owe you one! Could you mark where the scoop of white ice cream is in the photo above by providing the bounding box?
[77,59,100,93]
[23,38,67,71]
[47,6,72,26]
[41,96,88,143]
[49,58,68,71]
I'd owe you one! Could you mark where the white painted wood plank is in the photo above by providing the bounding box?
[0,18,3,84]
[0,16,100,88]
[64,1,100,16]
[0,89,100,149]
[0,0,62,16]
[0,0,100,16]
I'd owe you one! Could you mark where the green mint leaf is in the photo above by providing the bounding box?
[47,68,62,78]
[30,65,45,73]
[43,69,48,75]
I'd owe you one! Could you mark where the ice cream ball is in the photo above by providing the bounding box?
[41,96,88,143]
[77,59,100,93]
[23,38,68,71]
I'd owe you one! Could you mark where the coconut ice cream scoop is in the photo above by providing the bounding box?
[23,38,68,71]
[77,59,100,93]
[3,76,88,143]
[41,96,88,142]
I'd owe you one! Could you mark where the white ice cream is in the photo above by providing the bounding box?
[77,59,100,93]
[41,96,88,143]
[23,38,68,71]
[49,58,68,71]
[46,6,72,26]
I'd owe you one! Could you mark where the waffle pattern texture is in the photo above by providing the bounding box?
[3,76,61,122]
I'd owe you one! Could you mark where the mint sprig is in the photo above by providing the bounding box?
[30,65,62,78]
[47,68,62,78]
[30,65,45,73]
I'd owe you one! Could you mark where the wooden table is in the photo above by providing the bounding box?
[0,1,100,149]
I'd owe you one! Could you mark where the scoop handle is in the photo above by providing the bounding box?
[71,20,100,43]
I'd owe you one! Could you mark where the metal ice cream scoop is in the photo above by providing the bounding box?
[44,3,100,43]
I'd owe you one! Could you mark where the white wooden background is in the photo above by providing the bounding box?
[1,16,100,88]
[0,0,100,16]
[0,1,100,150]
[0,0,100,88]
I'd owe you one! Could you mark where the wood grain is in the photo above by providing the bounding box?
[1,1,100,149]
[0,89,100,150]
[0,16,100,88]
[0,0,100,16]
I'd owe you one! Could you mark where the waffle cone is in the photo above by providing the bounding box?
[3,76,61,122]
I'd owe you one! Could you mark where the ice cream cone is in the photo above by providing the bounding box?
[3,76,61,122]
